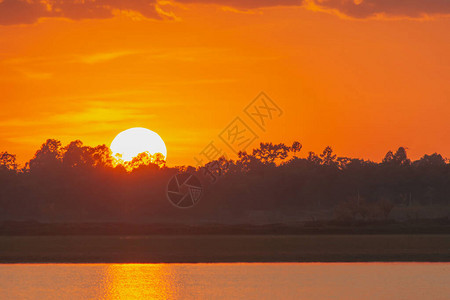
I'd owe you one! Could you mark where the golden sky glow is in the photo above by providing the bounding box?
[1,1,450,166]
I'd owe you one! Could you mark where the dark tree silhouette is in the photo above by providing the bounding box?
[383,147,411,166]
[0,152,17,171]
[0,140,449,223]
[28,139,63,170]
[320,146,337,166]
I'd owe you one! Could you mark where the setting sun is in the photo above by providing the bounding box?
[1,1,450,297]
[110,127,167,162]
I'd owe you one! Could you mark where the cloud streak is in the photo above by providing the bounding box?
[0,0,168,25]
[176,0,302,9]
[307,0,450,19]
[78,50,139,64]
[1,0,450,25]
[179,0,450,18]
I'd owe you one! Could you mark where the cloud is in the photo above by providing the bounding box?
[176,0,302,9]
[0,106,153,128]
[2,50,139,66]
[177,0,450,19]
[0,0,170,25]
[78,50,139,64]
[1,0,450,25]
[307,0,450,19]
[20,69,53,79]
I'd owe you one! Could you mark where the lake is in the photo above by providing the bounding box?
[0,263,448,299]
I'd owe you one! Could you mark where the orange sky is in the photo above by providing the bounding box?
[1,0,450,166]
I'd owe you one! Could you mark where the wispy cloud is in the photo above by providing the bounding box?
[77,50,139,64]
[19,69,53,80]
[2,50,141,66]
[1,47,236,68]
[1,47,256,82]
[0,100,159,152]
[0,0,175,26]
[176,0,450,20]
[0,103,155,128]
[1,50,141,80]
[1,0,450,24]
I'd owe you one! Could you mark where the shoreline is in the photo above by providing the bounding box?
[1,220,450,236]
[1,234,449,263]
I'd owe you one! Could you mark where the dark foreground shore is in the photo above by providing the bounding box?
[1,234,449,263]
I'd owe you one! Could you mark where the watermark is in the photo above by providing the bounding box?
[195,92,283,180]
[166,172,203,209]
[219,117,258,154]
[244,92,283,131]
[169,91,283,209]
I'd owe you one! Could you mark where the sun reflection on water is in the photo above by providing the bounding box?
[102,264,178,300]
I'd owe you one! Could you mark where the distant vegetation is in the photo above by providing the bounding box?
[0,139,450,223]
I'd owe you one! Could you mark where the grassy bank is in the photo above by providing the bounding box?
[1,234,449,263]
[1,219,450,235]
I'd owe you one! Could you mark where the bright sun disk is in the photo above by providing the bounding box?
[110,127,167,162]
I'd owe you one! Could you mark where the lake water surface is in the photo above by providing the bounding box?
[0,263,448,299]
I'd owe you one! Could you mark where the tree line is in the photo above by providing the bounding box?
[0,139,449,223]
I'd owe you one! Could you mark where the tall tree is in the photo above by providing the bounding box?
[0,152,17,171]
[28,139,63,170]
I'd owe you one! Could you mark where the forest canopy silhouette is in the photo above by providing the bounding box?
[1,139,449,223]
